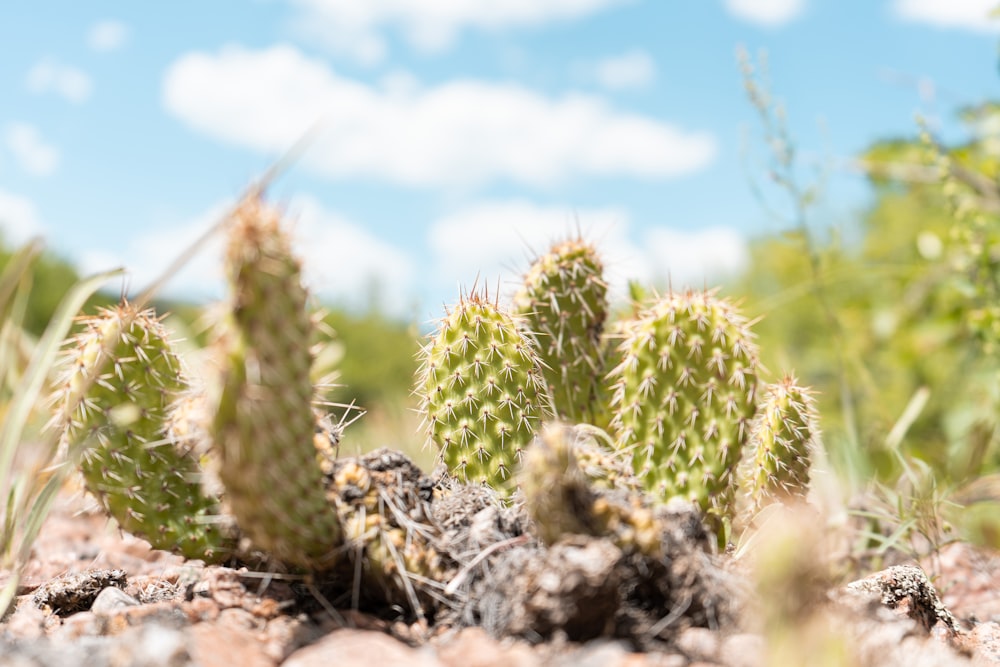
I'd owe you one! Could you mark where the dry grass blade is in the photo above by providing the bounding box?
[0,267,124,616]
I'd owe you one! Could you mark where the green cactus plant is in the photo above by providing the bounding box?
[608,288,760,532]
[519,423,661,557]
[58,303,234,562]
[211,196,341,569]
[514,237,609,425]
[739,374,818,521]
[417,291,550,493]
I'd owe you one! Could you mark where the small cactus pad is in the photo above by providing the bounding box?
[608,289,759,523]
[520,423,661,556]
[60,304,232,562]
[740,375,818,520]
[417,293,549,492]
[514,238,608,424]
[212,197,341,569]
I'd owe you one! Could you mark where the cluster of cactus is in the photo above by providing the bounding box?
[417,235,821,542]
[54,195,445,610]
[52,190,821,622]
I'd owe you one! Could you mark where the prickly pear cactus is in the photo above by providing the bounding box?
[417,292,549,492]
[739,375,818,520]
[514,238,608,424]
[520,423,661,557]
[608,289,759,527]
[59,304,233,562]
[212,196,341,569]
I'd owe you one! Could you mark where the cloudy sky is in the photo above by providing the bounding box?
[1,1,998,319]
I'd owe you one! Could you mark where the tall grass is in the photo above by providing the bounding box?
[0,240,121,615]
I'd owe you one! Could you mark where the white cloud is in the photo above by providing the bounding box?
[425,200,748,310]
[642,226,749,287]
[893,0,1000,32]
[427,200,631,295]
[163,45,716,188]
[79,197,419,317]
[725,0,805,26]
[0,189,45,246]
[88,20,130,52]
[290,0,631,64]
[592,50,657,90]
[292,196,419,314]
[26,58,93,103]
[76,202,229,301]
[4,123,60,176]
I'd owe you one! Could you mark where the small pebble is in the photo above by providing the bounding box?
[91,587,140,615]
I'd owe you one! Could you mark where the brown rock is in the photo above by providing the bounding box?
[182,595,220,623]
[436,627,539,667]
[284,629,443,667]
[4,602,48,640]
[261,614,320,662]
[189,620,274,667]
[965,622,1000,665]
[846,564,960,635]
[90,586,140,615]
[718,633,764,667]
[675,627,721,663]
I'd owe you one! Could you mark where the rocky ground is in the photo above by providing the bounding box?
[0,442,998,667]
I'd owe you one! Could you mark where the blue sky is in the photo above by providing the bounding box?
[1,0,999,320]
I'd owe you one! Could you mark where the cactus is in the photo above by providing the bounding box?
[514,237,609,424]
[417,291,549,493]
[739,375,818,521]
[519,423,661,557]
[211,196,341,569]
[608,289,759,529]
[58,303,233,562]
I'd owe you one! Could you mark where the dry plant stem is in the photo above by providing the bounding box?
[737,46,863,450]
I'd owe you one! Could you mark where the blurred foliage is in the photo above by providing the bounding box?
[0,239,115,337]
[734,180,999,483]
[320,308,420,412]
[0,236,122,616]
[731,51,1000,557]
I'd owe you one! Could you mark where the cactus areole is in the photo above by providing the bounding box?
[610,290,759,520]
[418,293,549,492]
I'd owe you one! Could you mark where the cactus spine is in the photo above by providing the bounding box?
[514,238,609,424]
[59,304,232,562]
[212,196,340,569]
[740,375,818,520]
[608,289,759,527]
[417,292,549,492]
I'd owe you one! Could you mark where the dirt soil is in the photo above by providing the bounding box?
[2,464,1000,666]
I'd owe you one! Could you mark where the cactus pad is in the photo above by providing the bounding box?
[514,238,608,424]
[417,292,549,492]
[212,196,341,569]
[740,375,818,520]
[59,304,233,562]
[520,423,661,557]
[608,289,759,524]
